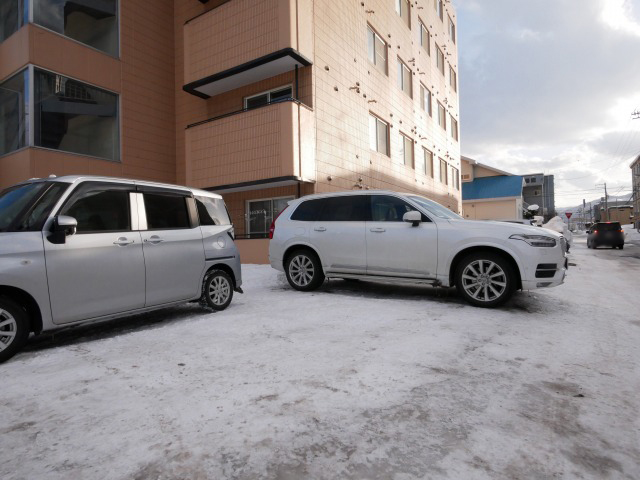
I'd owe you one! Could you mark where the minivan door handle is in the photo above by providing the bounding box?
[113,237,134,246]
[370,228,386,233]
[314,227,327,232]
[145,235,164,245]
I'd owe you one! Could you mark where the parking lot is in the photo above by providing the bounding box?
[2,233,639,479]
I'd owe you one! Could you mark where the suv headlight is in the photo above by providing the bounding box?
[509,234,557,247]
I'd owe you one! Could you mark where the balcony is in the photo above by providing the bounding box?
[185,99,316,191]
[183,0,313,98]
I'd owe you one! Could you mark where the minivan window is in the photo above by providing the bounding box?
[371,195,428,222]
[144,193,190,230]
[195,196,231,226]
[318,196,369,222]
[290,198,325,221]
[0,183,48,231]
[16,183,69,231]
[62,189,130,233]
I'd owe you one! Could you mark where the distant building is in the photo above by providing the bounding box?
[632,155,640,228]
[522,174,555,221]
[461,157,524,220]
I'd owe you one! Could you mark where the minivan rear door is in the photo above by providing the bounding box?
[139,189,206,306]
[310,195,368,274]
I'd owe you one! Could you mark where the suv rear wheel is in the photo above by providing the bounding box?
[285,250,325,291]
[202,270,234,311]
[0,297,30,363]
[455,253,515,308]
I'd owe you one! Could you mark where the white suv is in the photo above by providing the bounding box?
[269,191,567,308]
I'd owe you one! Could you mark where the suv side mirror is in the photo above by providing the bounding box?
[403,211,422,227]
[49,215,78,244]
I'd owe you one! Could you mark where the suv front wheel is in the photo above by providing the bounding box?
[285,250,325,291]
[0,297,30,363]
[455,253,515,308]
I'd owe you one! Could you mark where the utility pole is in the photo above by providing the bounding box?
[596,183,609,221]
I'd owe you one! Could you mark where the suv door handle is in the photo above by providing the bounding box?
[370,228,386,233]
[145,235,164,245]
[113,237,134,246]
[314,227,327,232]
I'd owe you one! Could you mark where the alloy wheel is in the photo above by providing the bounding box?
[208,276,231,306]
[288,255,315,287]
[0,308,18,353]
[461,260,508,303]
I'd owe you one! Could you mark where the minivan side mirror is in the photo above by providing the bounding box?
[403,211,422,227]
[48,215,78,244]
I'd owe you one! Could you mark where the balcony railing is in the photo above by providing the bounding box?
[185,99,315,191]
[183,0,312,98]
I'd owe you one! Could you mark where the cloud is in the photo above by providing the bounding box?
[454,0,640,206]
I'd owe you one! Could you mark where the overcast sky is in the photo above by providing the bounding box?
[454,0,640,208]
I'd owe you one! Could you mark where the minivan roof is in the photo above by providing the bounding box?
[12,175,222,199]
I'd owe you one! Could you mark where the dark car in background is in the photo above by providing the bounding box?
[587,222,625,249]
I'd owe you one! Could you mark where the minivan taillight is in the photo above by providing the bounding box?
[269,206,288,239]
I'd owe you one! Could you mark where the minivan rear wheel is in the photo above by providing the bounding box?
[285,250,325,291]
[0,297,30,363]
[202,270,234,311]
[455,253,515,308]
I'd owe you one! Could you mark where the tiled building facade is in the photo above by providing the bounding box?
[1,0,461,262]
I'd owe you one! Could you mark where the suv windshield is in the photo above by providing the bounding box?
[407,195,463,220]
[0,182,69,232]
[595,222,621,231]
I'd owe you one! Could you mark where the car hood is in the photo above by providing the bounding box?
[446,219,563,238]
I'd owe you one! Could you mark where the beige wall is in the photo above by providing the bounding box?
[463,198,522,221]
[606,207,633,224]
[474,165,504,179]
[236,238,271,264]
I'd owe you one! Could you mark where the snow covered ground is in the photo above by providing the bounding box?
[2,237,640,479]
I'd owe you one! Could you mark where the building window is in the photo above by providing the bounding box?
[437,101,446,130]
[369,113,389,156]
[34,68,119,161]
[0,68,28,156]
[450,115,458,141]
[436,45,445,75]
[395,0,410,28]
[0,0,27,42]
[436,0,444,21]
[449,15,456,43]
[449,66,457,92]
[420,83,432,116]
[33,0,118,57]
[451,166,460,190]
[400,133,413,167]
[419,21,430,56]
[247,196,293,238]
[417,147,433,176]
[244,85,292,109]
[397,58,412,98]
[440,158,448,185]
[367,25,388,76]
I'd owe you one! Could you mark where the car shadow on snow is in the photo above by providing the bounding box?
[22,303,212,355]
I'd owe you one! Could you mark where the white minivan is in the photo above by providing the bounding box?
[269,191,568,308]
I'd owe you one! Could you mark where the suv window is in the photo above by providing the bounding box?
[62,187,130,233]
[595,222,621,231]
[318,196,369,222]
[371,195,427,222]
[144,193,191,230]
[195,195,231,226]
[290,198,325,221]
[0,182,69,232]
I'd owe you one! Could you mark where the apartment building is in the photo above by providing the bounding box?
[0,0,462,262]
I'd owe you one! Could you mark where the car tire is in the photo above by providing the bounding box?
[285,249,325,291]
[619,245,624,250]
[587,240,591,249]
[0,297,30,363]
[455,252,515,308]
[202,270,234,311]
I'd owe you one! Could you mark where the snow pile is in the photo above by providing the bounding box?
[542,216,573,244]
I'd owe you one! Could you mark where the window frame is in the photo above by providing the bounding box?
[449,65,457,92]
[448,15,456,43]
[369,113,390,157]
[395,0,411,28]
[450,114,459,141]
[422,147,434,177]
[419,21,430,56]
[397,57,413,98]
[143,191,194,231]
[399,132,414,167]
[437,101,447,131]
[451,166,460,190]
[439,158,448,185]
[420,83,432,116]
[243,84,293,109]
[246,195,294,238]
[436,45,445,75]
[436,0,444,21]
[367,25,388,76]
